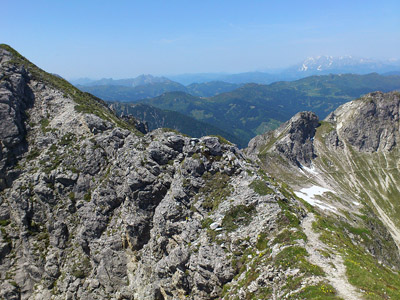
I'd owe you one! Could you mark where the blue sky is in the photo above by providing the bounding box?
[2,0,399,79]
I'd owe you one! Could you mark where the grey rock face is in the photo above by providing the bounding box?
[249,92,400,163]
[0,48,34,190]
[0,47,293,299]
[248,91,400,274]
[120,114,149,134]
[274,111,319,167]
[83,114,113,134]
[327,91,400,152]
[247,111,319,167]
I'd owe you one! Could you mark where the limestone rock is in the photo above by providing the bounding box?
[247,111,319,167]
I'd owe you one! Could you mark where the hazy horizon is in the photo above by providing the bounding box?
[2,0,399,79]
[68,54,400,81]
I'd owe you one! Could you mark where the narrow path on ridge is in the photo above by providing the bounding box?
[301,213,362,300]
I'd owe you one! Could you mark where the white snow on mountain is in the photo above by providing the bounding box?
[296,55,393,73]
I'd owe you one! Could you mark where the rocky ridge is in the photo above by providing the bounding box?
[247,111,319,167]
[0,45,358,300]
[248,91,400,298]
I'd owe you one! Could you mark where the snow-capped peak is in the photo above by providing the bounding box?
[296,55,387,72]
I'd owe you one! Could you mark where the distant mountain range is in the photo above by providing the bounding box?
[69,56,400,148]
[109,102,243,145]
[170,56,400,84]
[76,80,187,102]
[77,80,241,102]
[79,74,172,87]
[74,72,400,148]
[70,55,400,88]
[289,55,400,75]
[138,73,400,147]
[166,72,284,85]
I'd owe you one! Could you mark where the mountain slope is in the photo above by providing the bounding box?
[1,44,372,300]
[166,72,282,85]
[186,81,240,97]
[247,91,400,299]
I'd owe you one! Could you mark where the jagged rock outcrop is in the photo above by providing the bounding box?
[248,91,400,165]
[326,91,400,152]
[247,111,319,167]
[120,114,149,134]
[0,50,34,190]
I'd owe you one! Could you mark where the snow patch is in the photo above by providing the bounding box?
[353,201,360,206]
[295,186,337,212]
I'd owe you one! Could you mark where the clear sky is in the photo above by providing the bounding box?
[2,0,399,79]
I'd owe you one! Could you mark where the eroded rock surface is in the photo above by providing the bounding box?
[0,46,312,300]
[247,111,319,167]
[326,91,400,152]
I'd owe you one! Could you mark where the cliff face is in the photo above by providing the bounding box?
[326,91,400,152]
[0,50,33,190]
[247,111,319,167]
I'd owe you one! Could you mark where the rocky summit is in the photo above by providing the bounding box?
[2,44,400,300]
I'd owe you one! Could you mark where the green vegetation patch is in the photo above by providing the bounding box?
[272,228,307,245]
[161,128,185,135]
[316,121,335,137]
[313,215,400,299]
[201,217,213,229]
[41,154,64,174]
[71,255,91,279]
[199,172,233,211]
[84,191,92,202]
[259,131,286,155]
[256,232,269,251]
[224,247,271,299]
[287,283,340,300]
[210,135,232,145]
[249,179,274,195]
[0,219,11,227]
[26,148,41,160]
[40,118,51,133]
[222,204,256,232]
[59,133,76,146]
[276,203,301,228]
[274,246,324,276]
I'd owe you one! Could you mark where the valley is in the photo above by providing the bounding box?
[77,73,400,148]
